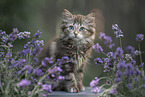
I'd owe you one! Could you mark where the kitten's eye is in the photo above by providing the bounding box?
[69,26,74,30]
[79,27,85,31]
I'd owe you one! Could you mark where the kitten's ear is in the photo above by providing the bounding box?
[62,9,73,20]
[84,13,95,24]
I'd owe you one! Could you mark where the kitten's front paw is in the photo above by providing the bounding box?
[78,85,85,92]
[80,86,85,92]
[67,86,79,93]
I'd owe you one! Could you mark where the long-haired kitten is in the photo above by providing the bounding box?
[38,9,96,93]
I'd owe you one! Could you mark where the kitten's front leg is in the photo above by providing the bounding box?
[76,71,85,92]
[65,73,79,93]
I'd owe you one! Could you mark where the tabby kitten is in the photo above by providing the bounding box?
[39,9,96,93]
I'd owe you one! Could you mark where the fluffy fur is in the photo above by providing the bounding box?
[38,9,96,93]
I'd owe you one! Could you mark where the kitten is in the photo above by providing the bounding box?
[38,9,96,93]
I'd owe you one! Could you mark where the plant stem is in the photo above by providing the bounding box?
[119,37,123,50]
[101,52,107,56]
[29,64,57,97]
[0,75,4,94]
[99,77,112,81]
[28,47,32,65]
[138,43,144,75]
[29,72,50,97]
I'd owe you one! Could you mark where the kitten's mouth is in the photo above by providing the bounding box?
[69,34,82,40]
[73,37,82,42]
[74,35,78,38]
[73,36,79,39]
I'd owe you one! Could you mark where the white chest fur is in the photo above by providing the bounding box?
[75,54,83,70]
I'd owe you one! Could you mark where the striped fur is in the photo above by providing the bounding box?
[38,9,96,93]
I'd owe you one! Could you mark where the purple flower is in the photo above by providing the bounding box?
[134,77,138,81]
[94,58,103,65]
[0,52,5,58]
[62,56,69,60]
[125,64,135,77]
[91,87,101,94]
[143,76,145,81]
[142,84,145,89]
[45,57,53,63]
[24,42,31,48]
[41,57,53,66]
[36,69,44,76]
[117,47,124,54]
[99,32,106,39]
[13,28,19,34]
[17,51,25,57]
[114,78,121,83]
[103,65,111,72]
[12,59,26,69]
[134,50,141,55]
[34,57,39,64]
[107,52,113,58]
[17,79,31,87]
[46,76,50,79]
[103,58,109,63]
[125,54,133,61]
[25,48,31,53]
[56,56,69,65]
[135,68,141,75]
[126,46,135,57]
[38,82,43,85]
[34,31,42,39]
[90,77,99,88]
[108,62,114,68]
[42,94,47,97]
[110,88,118,95]
[21,65,32,73]
[126,63,134,70]
[103,36,112,44]
[48,66,62,74]
[20,59,27,64]
[5,51,12,58]
[28,91,31,95]
[136,34,144,42]
[130,60,136,65]
[0,81,1,87]
[41,61,46,66]
[114,47,124,59]
[115,70,122,78]
[126,83,132,89]
[117,61,126,69]
[32,78,38,83]
[42,84,52,92]
[7,32,18,42]
[126,78,132,83]
[31,45,42,56]
[17,31,31,39]
[99,32,115,49]
[57,76,65,80]
[112,24,124,38]
[124,70,131,77]
[108,43,115,49]
[139,62,144,68]
[93,43,103,53]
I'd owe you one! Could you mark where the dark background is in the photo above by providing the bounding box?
[0,0,145,86]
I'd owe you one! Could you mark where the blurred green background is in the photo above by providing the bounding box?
[0,0,145,86]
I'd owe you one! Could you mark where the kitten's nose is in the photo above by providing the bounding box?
[74,31,78,36]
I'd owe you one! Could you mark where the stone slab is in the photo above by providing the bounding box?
[47,87,104,97]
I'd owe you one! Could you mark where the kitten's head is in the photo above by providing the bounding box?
[61,9,96,42]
